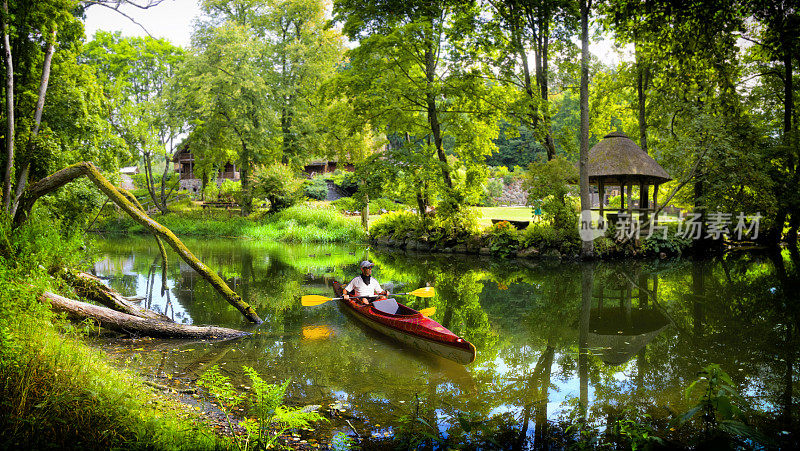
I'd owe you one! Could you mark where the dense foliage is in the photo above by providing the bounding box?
[0,0,798,443]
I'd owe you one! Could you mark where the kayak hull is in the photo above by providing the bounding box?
[333,281,476,364]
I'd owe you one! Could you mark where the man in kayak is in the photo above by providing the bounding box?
[343,261,388,305]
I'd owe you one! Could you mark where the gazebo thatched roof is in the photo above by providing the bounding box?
[588,131,671,185]
[588,308,670,365]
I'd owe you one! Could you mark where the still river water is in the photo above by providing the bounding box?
[90,236,799,447]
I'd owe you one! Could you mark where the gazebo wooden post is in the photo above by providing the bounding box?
[626,181,633,217]
[598,179,605,225]
[620,178,626,212]
[640,181,649,224]
[653,183,660,225]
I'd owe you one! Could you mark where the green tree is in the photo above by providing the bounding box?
[2,0,127,226]
[81,31,185,214]
[177,0,344,216]
[482,0,578,161]
[334,0,500,222]
[177,17,273,216]
[743,0,800,246]
[261,0,345,165]
[599,0,763,249]
[524,157,577,231]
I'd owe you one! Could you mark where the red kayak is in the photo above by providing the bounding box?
[333,281,476,364]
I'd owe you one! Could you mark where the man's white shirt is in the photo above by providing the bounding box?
[344,276,383,298]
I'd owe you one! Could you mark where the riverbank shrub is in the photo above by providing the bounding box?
[524,158,579,232]
[486,221,520,257]
[219,179,242,203]
[518,223,581,256]
[259,204,366,243]
[253,163,304,212]
[369,210,421,240]
[332,197,405,214]
[642,222,692,255]
[369,208,479,247]
[304,176,329,200]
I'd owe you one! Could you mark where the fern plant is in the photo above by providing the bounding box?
[198,365,326,450]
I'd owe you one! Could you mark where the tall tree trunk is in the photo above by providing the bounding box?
[515,25,538,142]
[10,28,56,217]
[240,143,252,216]
[539,15,556,160]
[159,143,172,212]
[693,174,708,252]
[416,190,427,220]
[579,0,593,257]
[1,0,14,213]
[143,151,161,213]
[424,37,452,190]
[514,22,542,163]
[281,106,293,162]
[783,38,793,147]
[635,43,649,154]
[766,206,788,246]
[361,192,369,230]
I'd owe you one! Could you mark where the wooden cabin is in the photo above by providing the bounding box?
[172,145,240,192]
[302,160,354,178]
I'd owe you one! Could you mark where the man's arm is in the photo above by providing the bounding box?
[343,278,356,300]
[374,280,387,296]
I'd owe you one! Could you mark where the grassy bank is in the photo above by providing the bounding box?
[0,215,222,449]
[96,202,366,243]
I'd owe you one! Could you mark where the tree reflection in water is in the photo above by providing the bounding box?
[91,236,798,448]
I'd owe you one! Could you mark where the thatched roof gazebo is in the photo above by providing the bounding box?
[587,131,671,222]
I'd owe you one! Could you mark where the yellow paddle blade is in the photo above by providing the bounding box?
[302,326,333,340]
[301,294,333,306]
[418,307,436,317]
[409,286,435,298]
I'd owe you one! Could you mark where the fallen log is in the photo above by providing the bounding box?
[143,380,197,394]
[60,269,169,321]
[42,291,249,340]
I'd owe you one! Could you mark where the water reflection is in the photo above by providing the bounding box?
[89,236,799,446]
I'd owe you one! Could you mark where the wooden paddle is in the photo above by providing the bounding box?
[301,286,435,307]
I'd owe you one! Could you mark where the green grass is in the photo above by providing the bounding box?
[0,315,222,450]
[97,203,367,243]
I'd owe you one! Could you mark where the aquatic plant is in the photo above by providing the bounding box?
[330,431,355,451]
[678,363,771,447]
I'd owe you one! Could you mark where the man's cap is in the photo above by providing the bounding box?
[359,260,375,268]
